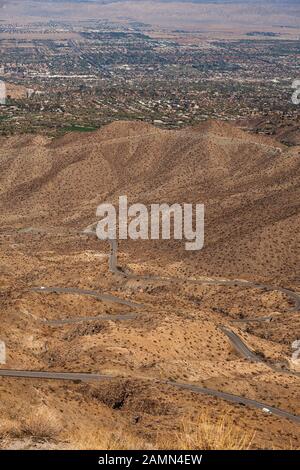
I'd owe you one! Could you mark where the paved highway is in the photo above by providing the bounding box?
[0,369,113,382]
[44,313,138,326]
[2,236,299,426]
[220,326,261,362]
[0,368,299,424]
[167,381,300,424]
[109,241,300,376]
[109,240,300,314]
[220,326,300,377]
[31,286,143,309]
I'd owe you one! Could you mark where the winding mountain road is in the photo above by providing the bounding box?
[220,326,300,378]
[44,313,138,326]
[108,240,300,314]
[167,381,300,424]
[31,286,143,309]
[2,238,300,426]
[220,327,261,362]
[0,369,113,382]
[109,240,300,376]
[0,368,299,424]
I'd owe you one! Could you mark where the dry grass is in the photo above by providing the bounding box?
[0,408,62,449]
[73,428,149,450]
[20,406,62,441]
[71,412,254,450]
[0,418,22,440]
[160,412,255,450]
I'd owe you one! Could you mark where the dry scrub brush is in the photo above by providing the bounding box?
[0,406,62,447]
[73,427,150,450]
[71,411,254,450]
[160,411,255,450]
[0,418,22,442]
[20,406,62,440]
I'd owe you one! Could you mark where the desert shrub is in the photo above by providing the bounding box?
[20,406,62,441]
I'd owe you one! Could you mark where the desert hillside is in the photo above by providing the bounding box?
[0,120,299,285]
[0,120,300,450]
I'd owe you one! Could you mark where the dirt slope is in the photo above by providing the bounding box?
[0,120,299,284]
[0,121,300,449]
